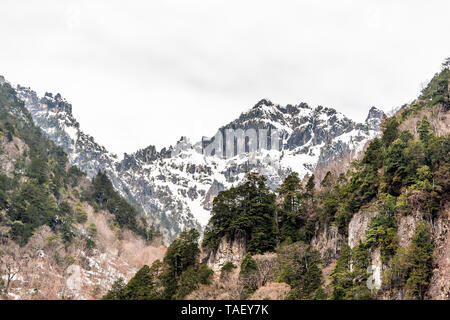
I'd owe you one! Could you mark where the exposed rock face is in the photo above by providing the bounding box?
[311,225,343,260]
[347,209,384,289]
[397,211,422,247]
[202,180,225,210]
[206,235,247,272]
[347,205,450,299]
[0,136,29,178]
[366,106,385,130]
[369,248,383,291]
[428,206,450,300]
[348,210,380,249]
[65,265,83,298]
[13,80,383,241]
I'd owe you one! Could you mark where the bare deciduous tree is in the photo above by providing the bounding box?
[0,244,31,294]
[254,253,278,287]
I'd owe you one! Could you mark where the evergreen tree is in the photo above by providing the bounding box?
[240,253,258,274]
[103,278,127,300]
[104,260,163,300]
[161,228,201,299]
[381,117,399,148]
[123,265,156,300]
[9,181,58,244]
[305,174,315,202]
[277,172,302,213]
[417,116,432,146]
[276,172,307,243]
[203,172,277,254]
[405,223,434,299]
[277,243,322,300]
[362,138,383,169]
[330,242,352,299]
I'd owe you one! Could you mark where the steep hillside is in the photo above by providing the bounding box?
[14,82,383,241]
[0,81,164,300]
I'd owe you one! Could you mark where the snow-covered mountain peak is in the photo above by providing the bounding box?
[14,81,384,241]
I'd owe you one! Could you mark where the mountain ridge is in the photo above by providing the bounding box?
[8,78,383,241]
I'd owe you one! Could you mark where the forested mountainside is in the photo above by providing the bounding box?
[105,59,449,300]
[0,81,164,300]
[14,79,383,242]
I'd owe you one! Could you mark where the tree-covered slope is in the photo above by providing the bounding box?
[0,82,163,299]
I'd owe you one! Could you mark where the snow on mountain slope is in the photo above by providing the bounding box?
[14,84,383,242]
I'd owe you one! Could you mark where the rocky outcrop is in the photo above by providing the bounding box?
[427,206,450,300]
[311,225,343,260]
[347,205,450,298]
[397,211,422,247]
[65,265,84,298]
[206,235,247,272]
[202,180,225,210]
[366,106,385,130]
[369,248,383,291]
[347,209,384,288]
[0,136,29,178]
[348,210,380,249]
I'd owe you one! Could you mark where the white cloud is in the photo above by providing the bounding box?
[1,0,449,154]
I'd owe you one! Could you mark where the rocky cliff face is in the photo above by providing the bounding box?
[348,210,381,249]
[427,205,450,300]
[346,207,410,295]
[311,225,343,261]
[205,235,247,272]
[13,81,383,242]
[346,203,450,300]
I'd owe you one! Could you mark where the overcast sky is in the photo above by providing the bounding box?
[1,0,449,155]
